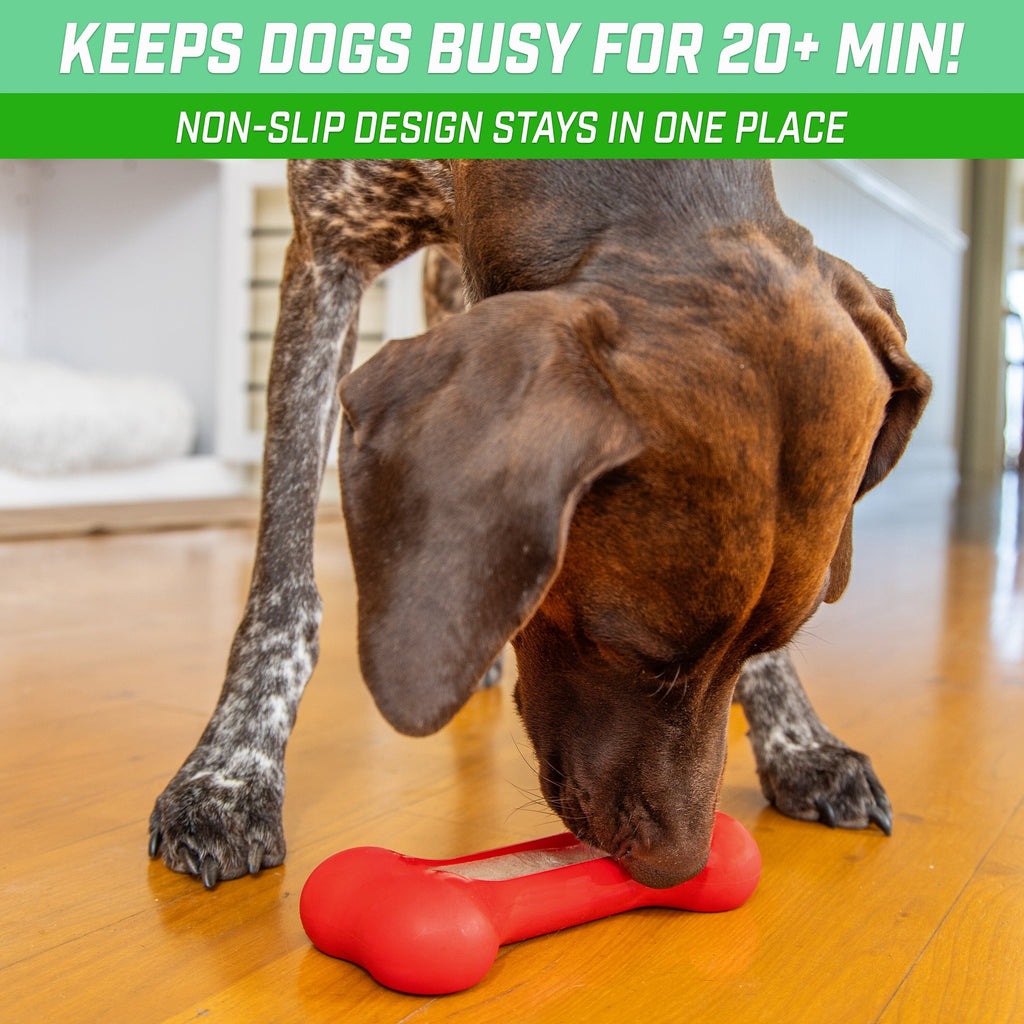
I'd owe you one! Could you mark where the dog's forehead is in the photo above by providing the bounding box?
[602,239,890,471]
[552,304,887,670]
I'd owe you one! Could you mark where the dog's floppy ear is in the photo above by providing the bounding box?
[823,253,932,498]
[823,510,854,604]
[338,289,643,736]
[820,254,932,603]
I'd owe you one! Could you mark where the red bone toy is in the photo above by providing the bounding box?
[300,811,760,994]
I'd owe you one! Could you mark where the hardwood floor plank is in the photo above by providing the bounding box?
[877,801,1024,1024]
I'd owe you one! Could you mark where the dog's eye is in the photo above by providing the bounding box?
[589,613,680,668]
[594,640,634,666]
[641,659,685,687]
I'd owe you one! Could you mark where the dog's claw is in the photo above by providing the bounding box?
[182,846,201,875]
[816,799,838,828]
[200,856,221,889]
[148,829,162,858]
[248,842,265,875]
[868,805,893,836]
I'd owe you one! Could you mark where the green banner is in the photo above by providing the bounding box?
[1,3,1021,155]
[1,93,1019,157]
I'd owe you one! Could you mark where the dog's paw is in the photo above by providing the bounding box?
[148,754,286,888]
[755,740,892,835]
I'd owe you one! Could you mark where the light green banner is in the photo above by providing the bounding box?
[4,3,1021,94]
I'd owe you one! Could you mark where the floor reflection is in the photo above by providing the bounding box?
[941,473,1022,667]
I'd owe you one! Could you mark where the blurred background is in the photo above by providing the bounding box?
[0,158,1019,535]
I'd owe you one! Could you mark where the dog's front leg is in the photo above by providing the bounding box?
[150,160,456,886]
[735,649,893,834]
[148,238,360,886]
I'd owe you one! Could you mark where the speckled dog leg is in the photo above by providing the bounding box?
[150,160,456,886]
[734,649,893,834]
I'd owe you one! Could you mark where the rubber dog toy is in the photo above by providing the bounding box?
[300,811,760,994]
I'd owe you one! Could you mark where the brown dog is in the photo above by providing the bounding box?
[150,160,930,889]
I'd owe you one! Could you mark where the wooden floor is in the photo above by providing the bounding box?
[1,471,1022,1024]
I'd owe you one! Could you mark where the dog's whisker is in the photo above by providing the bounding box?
[504,797,562,828]
[504,779,545,804]
[510,734,539,770]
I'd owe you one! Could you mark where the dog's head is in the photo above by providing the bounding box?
[338,231,930,887]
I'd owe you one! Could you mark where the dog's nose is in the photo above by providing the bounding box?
[618,838,711,890]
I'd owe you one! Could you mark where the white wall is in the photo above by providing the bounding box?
[0,161,33,359]
[3,160,221,454]
[772,159,965,472]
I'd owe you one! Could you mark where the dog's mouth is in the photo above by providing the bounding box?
[537,751,592,841]
[536,752,709,889]
[537,753,608,857]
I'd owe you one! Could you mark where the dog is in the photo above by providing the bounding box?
[149,160,930,889]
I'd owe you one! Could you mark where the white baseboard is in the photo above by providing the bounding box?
[0,455,255,510]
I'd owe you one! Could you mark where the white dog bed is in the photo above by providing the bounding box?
[0,357,197,476]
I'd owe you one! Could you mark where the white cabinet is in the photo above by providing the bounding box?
[0,159,424,513]
[214,160,424,466]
